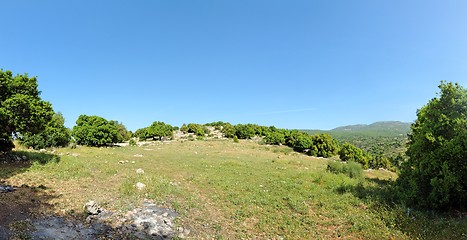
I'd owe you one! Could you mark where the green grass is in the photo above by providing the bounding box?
[3,140,466,239]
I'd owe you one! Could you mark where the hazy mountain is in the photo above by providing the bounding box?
[330,121,411,137]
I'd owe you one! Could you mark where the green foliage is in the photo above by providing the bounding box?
[286,130,312,152]
[72,115,122,146]
[221,123,236,138]
[264,131,286,145]
[20,112,71,149]
[180,123,188,133]
[0,70,53,152]
[187,123,206,137]
[327,160,363,179]
[338,143,369,168]
[309,133,339,158]
[136,121,174,140]
[112,121,132,142]
[368,155,392,170]
[233,135,239,143]
[129,139,136,146]
[234,124,257,139]
[398,82,467,210]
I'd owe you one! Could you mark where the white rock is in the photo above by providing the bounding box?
[135,182,146,191]
[136,168,145,174]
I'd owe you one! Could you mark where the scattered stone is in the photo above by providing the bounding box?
[0,185,14,193]
[134,154,143,157]
[131,161,136,164]
[22,155,27,160]
[135,182,146,191]
[136,168,145,174]
[39,149,47,153]
[84,200,103,215]
[71,153,79,157]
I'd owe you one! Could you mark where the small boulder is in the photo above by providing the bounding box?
[84,201,103,215]
[135,182,146,191]
[136,168,145,174]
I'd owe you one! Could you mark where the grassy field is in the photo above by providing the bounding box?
[2,139,466,239]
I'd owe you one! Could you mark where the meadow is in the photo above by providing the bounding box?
[2,139,466,239]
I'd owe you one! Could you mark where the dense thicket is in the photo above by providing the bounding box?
[0,70,53,152]
[135,121,175,140]
[20,112,71,149]
[72,115,124,146]
[397,82,466,210]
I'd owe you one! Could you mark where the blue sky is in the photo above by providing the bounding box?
[1,1,466,131]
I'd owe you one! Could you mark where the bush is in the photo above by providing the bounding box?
[129,139,137,146]
[235,124,256,139]
[20,112,71,149]
[72,115,121,147]
[338,143,369,168]
[187,123,206,137]
[327,161,363,179]
[264,131,286,145]
[397,82,467,210]
[309,133,339,158]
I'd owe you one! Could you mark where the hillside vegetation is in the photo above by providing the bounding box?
[2,140,465,239]
[301,121,410,158]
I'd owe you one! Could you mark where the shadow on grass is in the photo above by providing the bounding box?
[335,177,467,239]
[0,181,58,239]
[0,150,60,179]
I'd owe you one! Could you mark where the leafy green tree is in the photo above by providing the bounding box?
[309,133,339,158]
[135,121,174,141]
[338,143,370,168]
[0,70,53,152]
[398,82,467,210]
[20,112,71,149]
[264,131,286,145]
[221,123,236,138]
[286,130,313,152]
[187,123,206,137]
[72,115,121,146]
[147,121,174,140]
[111,121,132,141]
[180,124,189,133]
[235,124,256,139]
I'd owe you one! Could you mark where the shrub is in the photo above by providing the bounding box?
[72,115,121,147]
[187,123,205,137]
[20,112,71,149]
[338,143,369,168]
[327,161,363,179]
[309,133,339,158]
[397,82,467,210]
[129,139,137,146]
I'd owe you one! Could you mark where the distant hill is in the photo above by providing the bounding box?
[330,121,411,138]
[299,121,412,157]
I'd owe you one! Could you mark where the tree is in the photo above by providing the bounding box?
[235,124,256,139]
[309,133,339,158]
[398,82,467,210]
[147,121,174,140]
[135,121,174,141]
[0,70,53,152]
[111,121,132,142]
[20,112,71,149]
[72,115,121,146]
[187,123,206,137]
[286,130,313,152]
[338,143,368,168]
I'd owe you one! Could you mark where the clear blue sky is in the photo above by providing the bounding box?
[2,1,466,131]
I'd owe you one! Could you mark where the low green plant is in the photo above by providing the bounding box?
[327,160,363,179]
